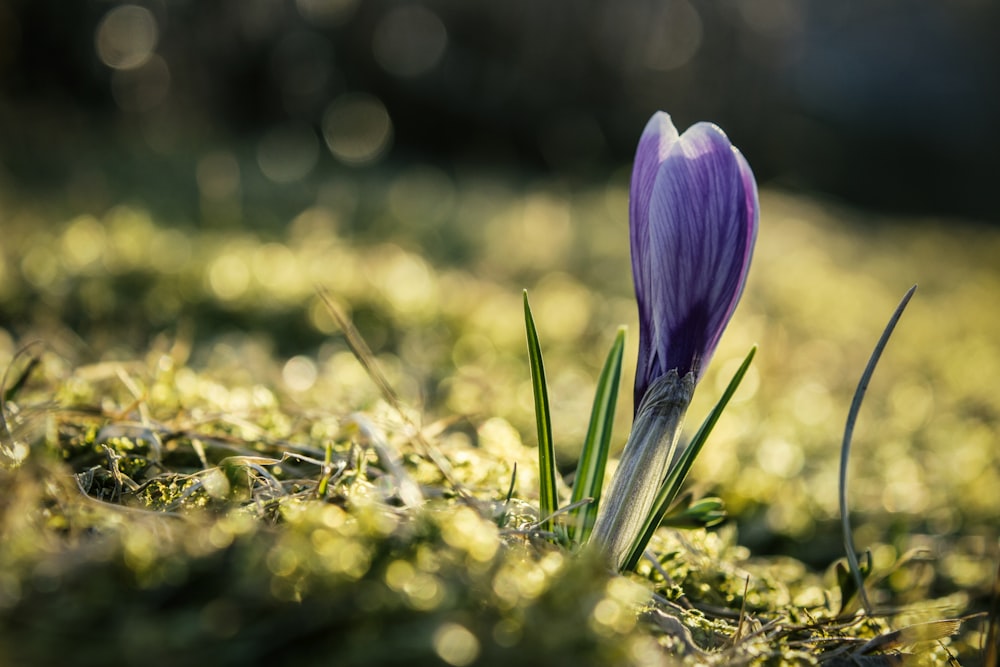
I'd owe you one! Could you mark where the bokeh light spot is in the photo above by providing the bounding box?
[591,598,625,634]
[373,5,448,77]
[282,356,318,393]
[433,623,479,667]
[96,5,158,71]
[322,93,393,166]
[61,215,107,271]
[756,437,804,479]
[208,253,250,301]
[257,122,319,184]
[374,247,436,317]
[21,243,61,289]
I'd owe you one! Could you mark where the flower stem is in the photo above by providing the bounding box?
[589,369,694,570]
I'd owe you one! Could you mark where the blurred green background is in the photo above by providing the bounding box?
[1,0,998,617]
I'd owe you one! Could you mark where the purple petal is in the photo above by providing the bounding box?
[633,121,758,409]
[629,112,679,321]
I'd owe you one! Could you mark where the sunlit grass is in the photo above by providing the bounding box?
[1,167,998,663]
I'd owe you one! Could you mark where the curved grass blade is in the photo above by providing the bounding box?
[840,284,917,616]
[569,326,626,544]
[523,290,558,534]
[622,345,756,571]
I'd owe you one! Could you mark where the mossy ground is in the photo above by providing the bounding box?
[0,167,997,664]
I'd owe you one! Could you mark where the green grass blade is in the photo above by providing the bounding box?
[568,326,625,544]
[839,285,916,616]
[523,290,558,533]
[622,345,757,571]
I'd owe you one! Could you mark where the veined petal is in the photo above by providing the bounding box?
[718,146,758,351]
[630,112,679,319]
[634,121,757,408]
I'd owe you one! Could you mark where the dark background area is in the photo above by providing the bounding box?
[1,0,998,221]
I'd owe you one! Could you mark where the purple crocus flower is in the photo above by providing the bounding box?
[590,112,758,570]
[630,112,758,411]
